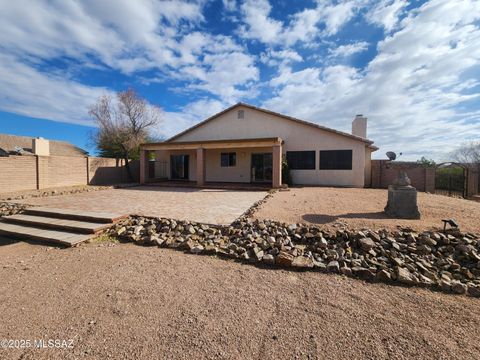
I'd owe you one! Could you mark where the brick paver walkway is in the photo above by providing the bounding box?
[15,186,267,225]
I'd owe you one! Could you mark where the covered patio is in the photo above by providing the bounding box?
[139,138,283,188]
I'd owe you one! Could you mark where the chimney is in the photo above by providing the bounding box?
[32,137,50,156]
[352,114,367,138]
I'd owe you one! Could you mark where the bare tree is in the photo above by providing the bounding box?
[89,89,161,182]
[450,141,480,168]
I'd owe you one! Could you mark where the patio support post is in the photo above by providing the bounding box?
[272,144,282,188]
[196,147,206,186]
[139,149,146,184]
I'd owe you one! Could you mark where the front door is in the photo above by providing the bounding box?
[170,155,189,180]
[251,153,273,183]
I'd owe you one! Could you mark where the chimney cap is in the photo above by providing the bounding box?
[355,114,364,117]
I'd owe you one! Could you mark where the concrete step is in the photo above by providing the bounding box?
[0,222,91,246]
[2,214,111,234]
[24,207,127,223]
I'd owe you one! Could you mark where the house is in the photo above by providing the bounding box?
[140,103,378,188]
[0,133,88,157]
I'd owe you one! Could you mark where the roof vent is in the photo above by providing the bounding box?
[237,110,244,119]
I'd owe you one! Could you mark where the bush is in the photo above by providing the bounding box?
[282,158,292,186]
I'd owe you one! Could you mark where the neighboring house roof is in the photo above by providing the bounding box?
[167,102,378,150]
[0,133,88,156]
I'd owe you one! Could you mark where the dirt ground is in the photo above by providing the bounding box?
[254,187,480,233]
[1,240,480,360]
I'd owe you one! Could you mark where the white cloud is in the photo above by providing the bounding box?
[366,0,409,31]
[0,0,259,121]
[160,99,228,137]
[239,0,360,46]
[329,41,369,57]
[0,54,111,126]
[260,49,303,66]
[265,0,480,160]
[222,0,237,12]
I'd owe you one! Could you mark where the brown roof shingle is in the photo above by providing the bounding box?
[0,133,88,157]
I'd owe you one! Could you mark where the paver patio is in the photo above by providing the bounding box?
[14,186,268,225]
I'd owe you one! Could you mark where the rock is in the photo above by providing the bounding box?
[190,244,204,254]
[262,254,275,264]
[467,285,480,298]
[276,251,294,267]
[352,267,374,280]
[396,267,414,285]
[359,238,376,252]
[376,269,391,282]
[116,227,126,236]
[292,256,314,269]
[187,225,196,234]
[327,261,340,273]
[451,281,467,294]
[340,266,352,276]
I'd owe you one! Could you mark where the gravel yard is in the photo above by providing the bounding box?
[254,187,480,233]
[1,240,480,360]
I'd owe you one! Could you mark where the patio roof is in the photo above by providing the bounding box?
[141,137,283,151]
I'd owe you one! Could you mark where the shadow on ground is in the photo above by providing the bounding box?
[302,211,390,225]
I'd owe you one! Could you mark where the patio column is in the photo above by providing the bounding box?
[139,149,146,184]
[272,144,282,188]
[196,147,206,186]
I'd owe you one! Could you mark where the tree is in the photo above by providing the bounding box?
[89,89,161,182]
[450,141,480,168]
[416,156,436,167]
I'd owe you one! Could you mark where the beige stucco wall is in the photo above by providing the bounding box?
[364,148,372,187]
[172,106,370,187]
[205,147,272,183]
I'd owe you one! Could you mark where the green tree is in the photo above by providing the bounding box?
[416,156,436,167]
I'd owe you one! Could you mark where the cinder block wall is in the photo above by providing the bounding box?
[46,156,87,188]
[0,156,37,192]
[0,155,138,193]
[371,160,435,192]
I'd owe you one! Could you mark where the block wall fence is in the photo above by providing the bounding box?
[0,155,139,193]
[371,160,479,197]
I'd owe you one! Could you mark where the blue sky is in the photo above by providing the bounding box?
[0,0,479,159]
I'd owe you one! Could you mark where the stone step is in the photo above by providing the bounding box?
[2,214,111,234]
[24,207,127,223]
[0,222,91,246]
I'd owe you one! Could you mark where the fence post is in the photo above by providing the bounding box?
[86,157,90,185]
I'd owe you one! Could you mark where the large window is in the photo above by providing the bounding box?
[319,150,352,170]
[221,152,236,167]
[286,151,316,170]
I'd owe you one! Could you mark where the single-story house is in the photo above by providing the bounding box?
[0,133,88,157]
[140,103,378,188]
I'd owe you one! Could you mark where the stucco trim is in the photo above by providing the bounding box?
[166,103,375,146]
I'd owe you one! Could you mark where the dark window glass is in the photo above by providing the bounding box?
[221,152,236,167]
[286,151,316,170]
[319,150,353,170]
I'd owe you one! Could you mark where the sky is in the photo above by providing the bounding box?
[0,0,479,159]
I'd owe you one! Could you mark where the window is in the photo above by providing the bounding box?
[319,150,352,170]
[237,110,244,119]
[221,152,236,167]
[286,151,316,170]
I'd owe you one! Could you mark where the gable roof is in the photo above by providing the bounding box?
[167,102,377,149]
[0,133,88,157]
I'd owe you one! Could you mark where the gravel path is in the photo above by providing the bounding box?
[1,241,480,359]
[254,187,480,233]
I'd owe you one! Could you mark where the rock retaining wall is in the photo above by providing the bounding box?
[109,215,480,298]
[0,202,28,217]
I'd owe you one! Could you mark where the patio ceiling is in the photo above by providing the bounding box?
[141,137,283,151]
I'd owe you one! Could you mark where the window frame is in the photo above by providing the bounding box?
[285,150,316,170]
[319,150,353,170]
[220,152,237,167]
